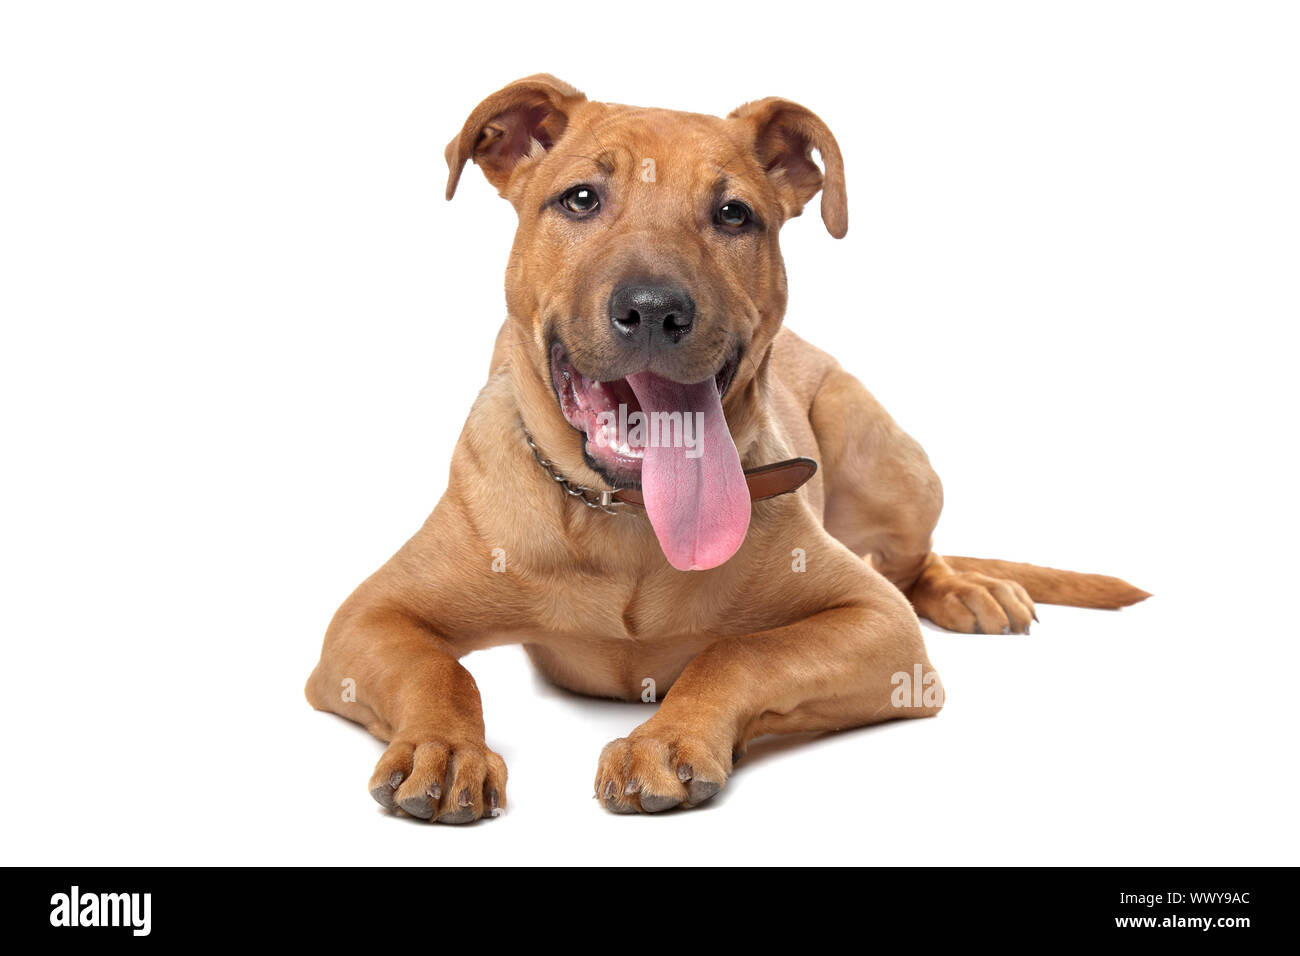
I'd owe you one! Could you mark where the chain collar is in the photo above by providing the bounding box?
[523,428,626,515]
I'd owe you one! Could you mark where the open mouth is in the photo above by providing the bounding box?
[547,342,751,571]
[549,343,739,486]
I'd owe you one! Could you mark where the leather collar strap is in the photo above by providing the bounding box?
[610,457,818,506]
[523,429,818,513]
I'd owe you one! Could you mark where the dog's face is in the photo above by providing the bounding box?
[446,75,846,570]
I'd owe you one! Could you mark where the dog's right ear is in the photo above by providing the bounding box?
[444,74,586,200]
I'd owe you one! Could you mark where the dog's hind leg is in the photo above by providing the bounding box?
[809,365,943,591]
[808,366,1147,633]
[807,365,1043,634]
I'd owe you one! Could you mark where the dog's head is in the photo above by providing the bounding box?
[446,75,846,570]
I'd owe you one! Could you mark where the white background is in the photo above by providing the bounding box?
[2,1,1296,865]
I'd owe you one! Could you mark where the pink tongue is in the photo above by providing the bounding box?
[625,370,751,571]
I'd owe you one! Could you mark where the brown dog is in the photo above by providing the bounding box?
[305,74,1149,823]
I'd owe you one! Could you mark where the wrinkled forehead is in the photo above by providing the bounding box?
[543,104,766,195]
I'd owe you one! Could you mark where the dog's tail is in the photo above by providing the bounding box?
[943,556,1151,609]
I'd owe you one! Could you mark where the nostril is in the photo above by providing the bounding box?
[613,309,641,335]
[663,312,692,339]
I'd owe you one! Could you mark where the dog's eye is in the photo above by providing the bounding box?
[560,185,600,216]
[716,201,752,229]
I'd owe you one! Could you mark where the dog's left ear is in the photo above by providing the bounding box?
[445,74,586,200]
[728,98,847,238]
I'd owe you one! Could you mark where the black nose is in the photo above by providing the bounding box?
[609,282,695,344]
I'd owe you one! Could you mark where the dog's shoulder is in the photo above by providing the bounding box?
[770,326,841,405]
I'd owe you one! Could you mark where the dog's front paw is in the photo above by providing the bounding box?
[911,566,1036,635]
[368,735,507,824]
[594,721,734,814]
